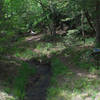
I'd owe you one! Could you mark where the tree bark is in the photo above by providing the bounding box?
[0,0,4,18]
[95,0,100,47]
[81,10,85,43]
[84,9,96,33]
[49,1,56,36]
[52,23,56,35]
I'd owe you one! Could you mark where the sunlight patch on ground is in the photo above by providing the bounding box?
[47,57,100,100]
[0,91,15,100]
[77,72,98,79]
[47,88,100,100]
[13,41,66,60]
[25,34,43,42]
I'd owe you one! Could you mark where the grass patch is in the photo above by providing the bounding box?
[47,57,100,100]
[47,45,100,100]
[15,49,39,60]
[47,57,69,99]
[51,57,69,76]
[5,61,36,100]
[70,48,100,72]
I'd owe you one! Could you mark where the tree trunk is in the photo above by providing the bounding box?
[81,10,85,43]
[52,23,56,35]
[0,0,4,18]
[84,9,96,33]
[48,23,56,35]
[49,1,56,36]
[95,0,100,47]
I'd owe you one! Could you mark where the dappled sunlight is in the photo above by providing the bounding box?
[25,34,43,42]
[13,38,66,60]
[48,75,100,100]
[0,82,16,100]
[47,86,100,100]
[77,72,98,79]
[60,90,68,97]
[47,51,100,100]
[0,90,15,100]
[0,33,99,100]
[0,0,100,99]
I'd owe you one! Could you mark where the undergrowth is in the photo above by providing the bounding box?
[47,57,69,99]
[5,61,36,100]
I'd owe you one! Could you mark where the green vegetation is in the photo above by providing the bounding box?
[50,57,69,84]
[4,62,36,100]
[0,0,100,100]
[47,47,100,100]
[12,62,36,100]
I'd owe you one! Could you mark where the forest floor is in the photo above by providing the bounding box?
[0,32,100,100]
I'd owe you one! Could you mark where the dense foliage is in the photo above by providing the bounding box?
[0,0,100,42]
[0,1,100,100]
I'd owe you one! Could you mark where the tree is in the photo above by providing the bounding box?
[68,0,100,47]
[95,0,100,47]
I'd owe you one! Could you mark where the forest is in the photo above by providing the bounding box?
[0,0,100,100]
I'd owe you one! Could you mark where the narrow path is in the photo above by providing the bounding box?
[24,59,51,100]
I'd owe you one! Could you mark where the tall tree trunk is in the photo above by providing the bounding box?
[84,9,96,33]
[0,0,4,18]
[48,24,53,35]
[81,10,85,43]
[48,22,56,35]
[49,1,56,36]
[95,0,100,47]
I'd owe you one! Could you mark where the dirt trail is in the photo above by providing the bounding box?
[24,59,51,100]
